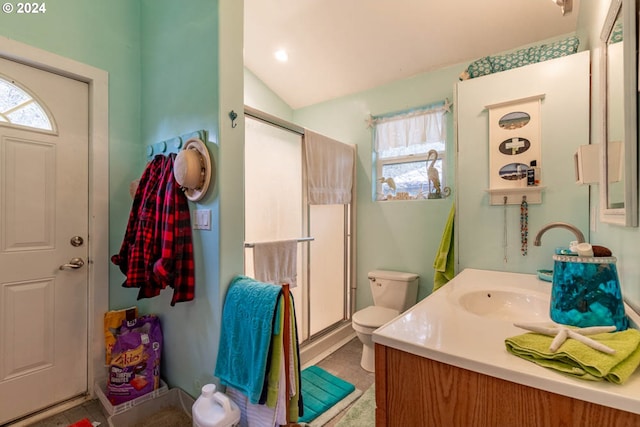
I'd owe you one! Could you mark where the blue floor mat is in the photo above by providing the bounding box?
[299,366,356,423]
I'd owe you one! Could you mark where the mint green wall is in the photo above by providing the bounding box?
[1,0,245,398]
[136,0,244,397]
[244,68,294,121]
[292,70,457,307]
[137,0,238,396]
[0,1,143,306]
[578,1,640,312]
[217,1,246,328]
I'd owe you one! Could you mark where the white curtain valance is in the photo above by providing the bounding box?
[304,130,355,205]
[374,108,445,152]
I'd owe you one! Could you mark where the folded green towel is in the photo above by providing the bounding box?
[505,329,640,384]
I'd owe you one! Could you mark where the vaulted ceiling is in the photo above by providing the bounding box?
[244,0,581,109]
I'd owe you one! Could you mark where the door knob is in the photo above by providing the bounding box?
[59,257,85,270]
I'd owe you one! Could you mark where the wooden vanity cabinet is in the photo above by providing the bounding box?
[374,344,640,427]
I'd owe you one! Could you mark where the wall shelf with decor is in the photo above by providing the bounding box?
[485,94,545,206]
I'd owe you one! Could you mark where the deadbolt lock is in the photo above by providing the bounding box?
[70,236,84,247]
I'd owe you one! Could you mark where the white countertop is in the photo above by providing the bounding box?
[372,268,640,415]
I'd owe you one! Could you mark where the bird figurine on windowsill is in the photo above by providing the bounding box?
[379,177,396,197]
[427,149,442,199]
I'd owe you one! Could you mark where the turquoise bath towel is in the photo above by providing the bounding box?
[433,203,455,292]
[214,275,282,403]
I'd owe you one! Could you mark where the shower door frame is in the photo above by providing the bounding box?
[244,106,356,348]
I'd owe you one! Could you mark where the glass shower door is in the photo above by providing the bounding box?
[309,204,348,336]
[244,115,351,346]
[244,117,306,339]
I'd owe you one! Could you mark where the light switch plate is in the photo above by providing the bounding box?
[193,209,211,230]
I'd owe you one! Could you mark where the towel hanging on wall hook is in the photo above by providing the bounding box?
[229,110,238,128]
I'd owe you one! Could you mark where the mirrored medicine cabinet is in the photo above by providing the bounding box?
[600,0,638,226]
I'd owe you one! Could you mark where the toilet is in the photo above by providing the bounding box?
[352,270,419,372]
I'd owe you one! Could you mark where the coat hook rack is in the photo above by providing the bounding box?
[229,110,238,128]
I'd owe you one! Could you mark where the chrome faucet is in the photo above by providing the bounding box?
[533,222,585,246]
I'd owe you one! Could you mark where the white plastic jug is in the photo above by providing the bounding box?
[192,384,241,427]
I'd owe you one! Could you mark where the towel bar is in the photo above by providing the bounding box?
[244,237,314,248]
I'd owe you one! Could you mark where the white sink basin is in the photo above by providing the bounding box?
[458,289,549,321]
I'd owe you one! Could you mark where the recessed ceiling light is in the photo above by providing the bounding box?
[274,49,288,62]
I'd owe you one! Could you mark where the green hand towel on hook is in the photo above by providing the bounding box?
[433,203,455,292]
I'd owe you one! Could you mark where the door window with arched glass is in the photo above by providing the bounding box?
[0,74,55,133]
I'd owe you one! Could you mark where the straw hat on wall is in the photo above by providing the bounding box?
[173,138,212,202]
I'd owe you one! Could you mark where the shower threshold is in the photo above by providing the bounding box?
[300,321,355,368]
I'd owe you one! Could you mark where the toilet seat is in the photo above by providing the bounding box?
[352,306,399,330]
[352,306,402,373]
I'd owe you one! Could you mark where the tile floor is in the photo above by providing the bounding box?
[313,338,375,426]
[23,337,373,427]
[25,400,109,427]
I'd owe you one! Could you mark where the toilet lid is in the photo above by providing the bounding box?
[353,306,399,328]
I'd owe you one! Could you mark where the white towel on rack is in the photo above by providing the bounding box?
[252,240,298,288]
[225,328,288,426]
[227,385,279,427]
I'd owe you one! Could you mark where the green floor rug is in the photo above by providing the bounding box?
[334,383,375,427]
[299,366,358,424]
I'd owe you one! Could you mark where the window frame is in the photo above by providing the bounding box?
[376,150,447,200]
[372,104,448,201]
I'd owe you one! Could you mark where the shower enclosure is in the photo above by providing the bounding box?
[244,109,355,363]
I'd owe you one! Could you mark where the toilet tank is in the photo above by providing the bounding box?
[368,270,419,312]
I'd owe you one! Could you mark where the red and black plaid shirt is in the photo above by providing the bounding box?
[112,154,195,305]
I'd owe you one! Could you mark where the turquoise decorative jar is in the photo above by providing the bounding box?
[551,254,628,331]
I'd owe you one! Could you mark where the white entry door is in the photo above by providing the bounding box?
[0,57,89,424]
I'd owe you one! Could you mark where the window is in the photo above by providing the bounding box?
[0,75,55,132]
[372,103,448,201]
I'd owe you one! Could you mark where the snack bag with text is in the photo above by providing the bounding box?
[107,314,163,405]
[103,306,138,365]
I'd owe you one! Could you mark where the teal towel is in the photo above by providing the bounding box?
[299,366,355,423]
[433,203,455,292]
[214,275,282,403]
[505,329,640,384]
